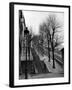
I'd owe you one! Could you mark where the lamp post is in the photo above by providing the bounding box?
[24,27,29,79]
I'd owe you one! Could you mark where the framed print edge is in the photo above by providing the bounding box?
[9,2,70,88]
[9,3,14,87]
[68,5,70,85]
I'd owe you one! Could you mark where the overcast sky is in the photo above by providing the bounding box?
[23,10,64,35]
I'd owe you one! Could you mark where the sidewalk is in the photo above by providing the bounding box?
[35,51,64,73]
[31,73,64,79]
[19,73,64,79]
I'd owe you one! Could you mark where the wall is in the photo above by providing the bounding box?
[0,0,71,90]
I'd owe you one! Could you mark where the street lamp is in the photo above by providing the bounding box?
[24,27,29,79]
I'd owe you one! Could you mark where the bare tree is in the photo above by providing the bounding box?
[54,34,64,48]
[39,24,45,48]
[46,14,63,68]
[39,22,51,61]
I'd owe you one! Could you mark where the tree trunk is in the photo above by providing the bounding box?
[48,40,50,62]
[47,34,50,62]
[51,31,55,68]
[51,41,55,68]
[52,48,55,68]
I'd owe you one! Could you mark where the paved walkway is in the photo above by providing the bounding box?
[19,73,64,79]
[31,48,49,74]
[19,47,64,79]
